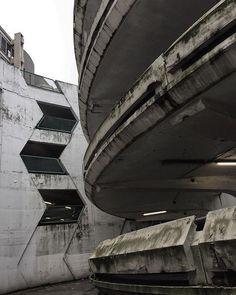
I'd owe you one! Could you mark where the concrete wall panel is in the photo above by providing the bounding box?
[58,80,124,278]
[18,224,77,287]
[0,60,45,294]
[0,60,123,293]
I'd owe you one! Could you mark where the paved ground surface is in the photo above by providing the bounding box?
[9,280,99,295]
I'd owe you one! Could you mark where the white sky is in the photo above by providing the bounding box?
[0,0,78,85]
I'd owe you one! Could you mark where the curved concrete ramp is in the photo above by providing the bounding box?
[84,0,236,221]
[75,0,219,139]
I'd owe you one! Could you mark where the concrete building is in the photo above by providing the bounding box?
[74,0,236,293]
[0,26,124,294]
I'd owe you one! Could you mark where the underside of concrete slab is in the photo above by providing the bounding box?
[81,0,236,221]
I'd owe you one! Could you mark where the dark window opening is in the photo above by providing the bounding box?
[21,141,66,174]
[21,156,66,174]
[1,37,6,53]
[36,102,77,133]
[21,141,65,158]
[39,206,82,225]
[39,190,84,225]
[0,36,13,59]
[39,189,84,206]
[38,102,76,120]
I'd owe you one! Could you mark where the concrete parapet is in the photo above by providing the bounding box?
[200,207,236,286]
[90,216,196,276]
[90,207,236,288]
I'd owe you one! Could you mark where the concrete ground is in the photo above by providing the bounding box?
[9,280,99,295]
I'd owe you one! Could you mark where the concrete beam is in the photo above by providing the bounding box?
[96,176,236,196]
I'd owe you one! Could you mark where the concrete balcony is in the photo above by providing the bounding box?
[74,0,219,140]
[82,0,236,221]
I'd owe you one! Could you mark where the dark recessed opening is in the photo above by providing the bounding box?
[94,272,194,286]
[39,206,83,225]
[21,141,66,174]
[37,101,76,120]
[36,101,77,133]
[21,141,66,158]
[39,189,84,206]
[39,189,84,225]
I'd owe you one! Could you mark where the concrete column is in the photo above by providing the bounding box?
[13,33,24,70]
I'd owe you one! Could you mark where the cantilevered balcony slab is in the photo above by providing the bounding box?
[75,0,219,140]
[83,0,236,221]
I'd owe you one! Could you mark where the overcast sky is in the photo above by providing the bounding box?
[1,0,78,85]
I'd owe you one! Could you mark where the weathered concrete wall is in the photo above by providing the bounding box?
[18,224,77,287]
[0,59,45,294]
[0,59,123,294]
[90,216,197,276]
[57,80,124,279]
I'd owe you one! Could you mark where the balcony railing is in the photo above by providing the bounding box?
[22,70,61,93]
[21,155,66,174]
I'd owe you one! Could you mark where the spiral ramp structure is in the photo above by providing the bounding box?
[74,0,236,293]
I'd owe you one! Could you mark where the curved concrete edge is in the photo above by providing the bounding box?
[76,0,235,141]
[83,0,236,169]
[73,0,88,68]
[75,0,136,140]
[91,278,236,295]
[83,55,165,169]
[164,0,236,71]
[78,0,113,78]
[84,33,236,203]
